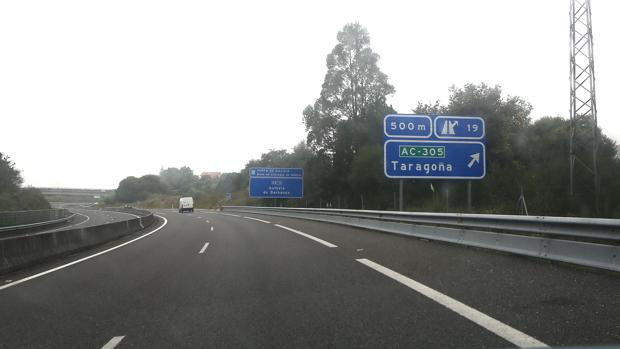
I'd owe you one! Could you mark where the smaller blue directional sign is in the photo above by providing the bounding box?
[249,168,303,198]
[384,140,486,179]
[384,114,432,138]
[433,116,485,140]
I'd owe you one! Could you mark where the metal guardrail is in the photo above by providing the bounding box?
[0,209,71,227]
[0,214,76,234]
[0,207,147,237]
[223,206,620,272]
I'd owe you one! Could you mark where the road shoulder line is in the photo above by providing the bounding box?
[356,258,548,348]
[0,216,169,291]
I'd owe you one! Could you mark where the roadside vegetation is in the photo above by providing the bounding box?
[0,153,50,211]
[109,23,620,218]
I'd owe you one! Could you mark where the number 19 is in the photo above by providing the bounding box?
[467,124,479,132]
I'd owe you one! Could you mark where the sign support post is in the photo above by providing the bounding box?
[467,180,472,211]
[399,179,404,211]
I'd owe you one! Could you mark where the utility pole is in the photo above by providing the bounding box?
[569,0,600,214]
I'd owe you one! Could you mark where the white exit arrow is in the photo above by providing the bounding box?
[467,153,480,168]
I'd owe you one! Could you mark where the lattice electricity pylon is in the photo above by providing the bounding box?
[569,0,599,212]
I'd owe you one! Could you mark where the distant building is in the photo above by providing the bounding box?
[200,172,221,179]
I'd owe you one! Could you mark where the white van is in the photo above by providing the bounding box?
[178,197,194,213]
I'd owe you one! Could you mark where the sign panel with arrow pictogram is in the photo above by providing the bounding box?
[383,115,486,179]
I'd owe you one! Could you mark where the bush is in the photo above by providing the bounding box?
[0,188,50,211]
[16,188,51,210]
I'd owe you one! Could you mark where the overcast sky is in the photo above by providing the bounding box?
[1,0,618,189]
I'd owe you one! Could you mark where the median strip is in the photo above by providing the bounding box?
[274,224,337,248]
[356,258,548,349]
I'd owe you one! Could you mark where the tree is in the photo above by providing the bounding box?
[16,187,50,210]
[139,175,165,194]
[115,175,166,203]
[449,83,532,210]
[0,153,22,194]
[115,176,141,203]
[413,84,620,217]
[159,166,198,195]
[348,144,386,209]
[302,23,395,207]
[303,23,395,154]
[0,153,50,211]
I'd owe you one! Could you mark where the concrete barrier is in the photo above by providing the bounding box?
[0,213,156,274]
[0,209,71,227]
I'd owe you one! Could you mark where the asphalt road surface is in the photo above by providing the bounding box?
[0,209,618,348]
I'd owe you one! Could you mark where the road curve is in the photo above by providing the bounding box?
[0,209,618,348]
[20,208,141,236]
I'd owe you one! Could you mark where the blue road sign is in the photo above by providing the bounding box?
[383,114,432,138]
[249,168,303,198]
[433,116,485,140]
[382,114,487,180]
[384,140,486,179]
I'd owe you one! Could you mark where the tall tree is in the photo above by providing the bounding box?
[0,153,50,210]
[303,23,395,154]
[0,153,23,194]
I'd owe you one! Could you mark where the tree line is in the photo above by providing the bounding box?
[0,153,50,211]
[112,23,620,218]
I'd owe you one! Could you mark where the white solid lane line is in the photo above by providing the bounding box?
[39,211,92,234]
[101,336,125,349]
[243,216,271,224]
[356,258,548,349]
[199,242,210,254]
[274,224,337,248]
[219,213,241,217]
[72,212,91,227]
[0,216,169,292]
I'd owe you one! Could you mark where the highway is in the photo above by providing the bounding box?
[20,207,141,236]
[0,209,618,348]
[64,207,141,229]
[0,206,141,239]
